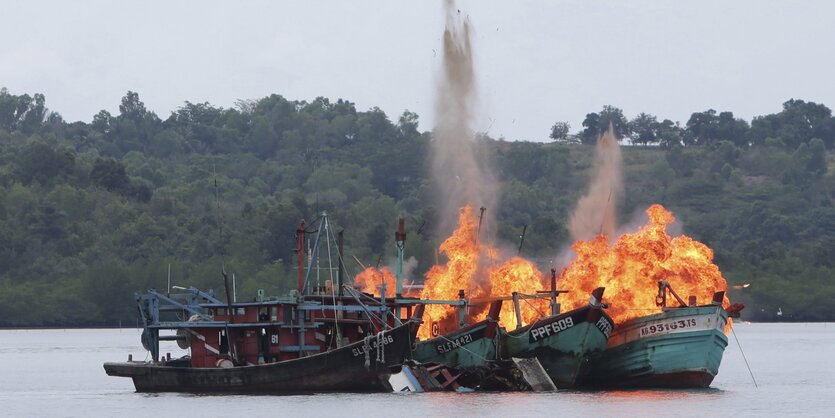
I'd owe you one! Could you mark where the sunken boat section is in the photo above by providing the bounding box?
[409,300,504,389]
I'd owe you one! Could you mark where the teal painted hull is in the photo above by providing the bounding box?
[413,321,498,371]
[583,305,729,388]
[500,306,613,389]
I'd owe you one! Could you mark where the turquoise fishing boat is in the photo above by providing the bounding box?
[582,283,742,388]
[410,300,504,386]
[499,287,614,389]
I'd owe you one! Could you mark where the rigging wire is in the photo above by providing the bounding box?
[324,218,342,347]
[521,296,548,320]
[731,324,759,388]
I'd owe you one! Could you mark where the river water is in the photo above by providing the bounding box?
[0,323,832,417]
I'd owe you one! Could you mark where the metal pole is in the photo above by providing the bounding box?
[517,224,527,255]
[476,206,487,245]
[512,291,523,330]
[458,289,466,328]
[296,220,305,294]
[302,214,328,295]
[338,230,345,297]
[395,218,405,323]
[380,282,387,327]
[395,218,405,297]
[550,269,558,316]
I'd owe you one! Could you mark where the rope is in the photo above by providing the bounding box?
[342,285,389,330]
[503,330,533,340]
[329,231,364,290]
[316,242,321,295]
[376,330,385,364]
[363,334,372,368]
[323,218,341,347]
[521,297,547,320]
[731,323,758,388]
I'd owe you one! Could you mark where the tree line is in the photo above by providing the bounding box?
[0,87,832,325]
[550,100,835,150]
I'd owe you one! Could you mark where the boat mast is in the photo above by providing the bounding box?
[394,218,405,322]
[295,220,305,294]
[475,206,486,245]
[302,213,328,295]
[337,230,345,297]
[550,268,559,316]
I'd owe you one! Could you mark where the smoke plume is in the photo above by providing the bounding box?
[568,124,623,242]
[431,0,498,235]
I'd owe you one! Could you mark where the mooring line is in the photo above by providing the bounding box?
[731,325,758,388]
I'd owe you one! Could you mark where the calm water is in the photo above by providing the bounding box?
[0,323,832,417]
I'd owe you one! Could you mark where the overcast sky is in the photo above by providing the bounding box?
[3,0,834,142]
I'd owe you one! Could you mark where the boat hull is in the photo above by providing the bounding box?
[104,322,414,394]
[500,306,613,389]
[582,305,729,388]
[412,321,498,387]
[413,322,496,369]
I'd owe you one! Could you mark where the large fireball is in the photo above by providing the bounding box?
[558,204,730,325]
[418,206,548,339]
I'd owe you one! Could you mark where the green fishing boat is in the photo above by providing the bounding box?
[582,283,743,388]
[410,300,503,387]
[499,287,614,389]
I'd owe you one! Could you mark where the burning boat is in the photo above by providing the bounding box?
[557,204,744,388]
[497,285,614,389]
[409,300,504,388]
[356,218,511,390]
[104,213,423,393]
[580,283,743,388]
[362,214,613,392]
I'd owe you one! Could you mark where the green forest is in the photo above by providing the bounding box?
[0,87,833,326]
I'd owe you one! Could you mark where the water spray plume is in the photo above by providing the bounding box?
[568,123,623,242]
[431,0,498,235]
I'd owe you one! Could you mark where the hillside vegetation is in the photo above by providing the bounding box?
[0,88,833,325]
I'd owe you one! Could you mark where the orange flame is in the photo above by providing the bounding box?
[418,206,547,339]
[354,267,397,296]
[482,257,549,328]
[419,206,480,339]
[558,204,730,326]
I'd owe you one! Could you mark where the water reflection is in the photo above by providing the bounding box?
[1,325,833,417]
[599,387,726,400]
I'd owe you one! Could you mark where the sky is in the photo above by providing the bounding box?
[3,0,834,142]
